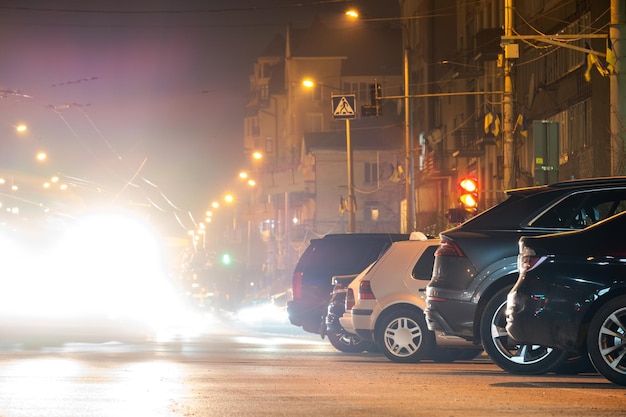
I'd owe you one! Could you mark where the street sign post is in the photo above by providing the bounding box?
[331,94,356,232]
[331,95,356,120]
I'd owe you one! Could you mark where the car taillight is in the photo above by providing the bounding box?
[345,288,355,311]
[358,280,376,300]
[517,245,546,273]
[434,239,465,257]
[292,271,303,299]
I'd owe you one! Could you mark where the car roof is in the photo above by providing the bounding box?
[507,176,626,196]
[349,238,440,289]
[317,233,409,240]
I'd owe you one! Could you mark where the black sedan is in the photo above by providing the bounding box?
[427,176,626,375]
[506,211,626,385]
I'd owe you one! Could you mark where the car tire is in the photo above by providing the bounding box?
[587,295,626,386]
[327,331,375,353]
[375,307,435,363]
[480,287,569,375]
[429,348,483,363]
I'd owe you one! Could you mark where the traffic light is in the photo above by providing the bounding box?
[361,82,382,117]
[221,253,232,265]
[458,177,478,210]
[369,82,381,106]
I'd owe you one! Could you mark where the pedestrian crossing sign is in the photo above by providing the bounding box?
[331,94,356,120]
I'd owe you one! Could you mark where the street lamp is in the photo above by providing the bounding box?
[345,11,415,232]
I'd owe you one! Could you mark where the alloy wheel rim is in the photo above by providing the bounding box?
[491,300,553,364]
[597,306,626,374]
[384,317,422,357]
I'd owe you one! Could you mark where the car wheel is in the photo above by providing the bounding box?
[375,307,435,363]
[587,296,626,386]
[327,331,375,353]
[480,287,568,375]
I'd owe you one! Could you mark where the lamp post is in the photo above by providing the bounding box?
[403,47,415,233]
[345,114,355,232]
[345,10,415,232]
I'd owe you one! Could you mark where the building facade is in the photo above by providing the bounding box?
[242,0,618,287]
[404,0,614,233]
[243,19,405,287]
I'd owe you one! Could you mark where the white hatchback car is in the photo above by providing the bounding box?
[340,235,482,363]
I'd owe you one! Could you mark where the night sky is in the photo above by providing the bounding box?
[0,0,398,233]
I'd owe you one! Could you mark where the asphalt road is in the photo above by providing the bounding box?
[0,318,624,417]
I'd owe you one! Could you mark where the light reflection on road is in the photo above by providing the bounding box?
[0,325,327,417]
[0,353,188,417]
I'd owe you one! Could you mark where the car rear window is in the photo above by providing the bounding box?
[411,245,437,281]
[298,238,391,272]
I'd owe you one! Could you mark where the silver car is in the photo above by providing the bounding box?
[340,236,481,363]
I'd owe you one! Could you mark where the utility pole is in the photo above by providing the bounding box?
[610,0,626,175]
[502,0,516,190]
[404,48,416,233]
[346,118,355,232]
[501,1,622,177]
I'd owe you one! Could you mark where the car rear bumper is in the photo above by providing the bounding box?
[338,310,356,335]
[425,291,477,340]
[287,300,326,334]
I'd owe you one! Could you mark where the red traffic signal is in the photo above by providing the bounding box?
[459,177,478,210]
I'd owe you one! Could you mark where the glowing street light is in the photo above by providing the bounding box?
[345,9,359,19]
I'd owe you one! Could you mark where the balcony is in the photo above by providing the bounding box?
[452,128,485,158]
[423,150,458,176]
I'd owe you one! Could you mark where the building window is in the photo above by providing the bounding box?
[548,99,591,165]
[342,82,370,105]
[259,84,269,101]
[364,201,380,221]
[546,12,591,84]
[262,62,271,78]
[265,136,273,154]
[364,162,378,184]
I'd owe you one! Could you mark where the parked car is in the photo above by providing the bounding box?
[236,290,291,329]
[340,235,482,363]
[287,233,409,345]
[506,211,626,385]
[425,176,626,374]
[323,274,376,352]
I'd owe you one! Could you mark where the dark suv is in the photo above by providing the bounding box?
[287,233,408,343]
[425,177,626,375]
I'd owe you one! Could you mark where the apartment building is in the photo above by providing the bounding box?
[243,18,404,281]
[405,0,612,231]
